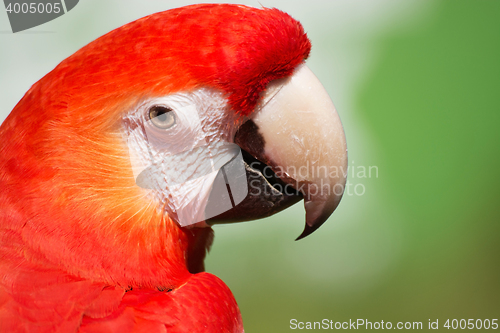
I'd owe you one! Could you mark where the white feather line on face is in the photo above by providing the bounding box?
[122,88,247,227]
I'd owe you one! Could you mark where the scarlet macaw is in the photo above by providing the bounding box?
[0,4,347,332]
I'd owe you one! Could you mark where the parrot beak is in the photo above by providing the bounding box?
[235,64,347,240]
[128,65,346,235]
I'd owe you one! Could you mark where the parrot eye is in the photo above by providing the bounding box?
[148,105,176,129]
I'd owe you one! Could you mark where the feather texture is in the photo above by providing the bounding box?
[0,3,310,332]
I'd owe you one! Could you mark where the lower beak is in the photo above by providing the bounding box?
[234,64,348,239]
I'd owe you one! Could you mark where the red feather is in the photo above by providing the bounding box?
[0,4,310,332]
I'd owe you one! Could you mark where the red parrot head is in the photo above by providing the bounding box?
[1,4,346,291]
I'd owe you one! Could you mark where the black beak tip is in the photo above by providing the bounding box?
[295,199,339,241]
[295,223,323,241]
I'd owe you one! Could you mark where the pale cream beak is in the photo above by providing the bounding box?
[251,64,348,239]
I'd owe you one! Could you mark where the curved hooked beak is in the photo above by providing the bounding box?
[209,64,348,240]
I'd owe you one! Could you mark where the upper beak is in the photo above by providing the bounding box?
[237,64,348,240]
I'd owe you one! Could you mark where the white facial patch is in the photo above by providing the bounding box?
[123,89,248,227]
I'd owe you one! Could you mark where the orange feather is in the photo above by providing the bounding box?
[0,4,310,332]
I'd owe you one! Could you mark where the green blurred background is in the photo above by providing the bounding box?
[1,1,498,331]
